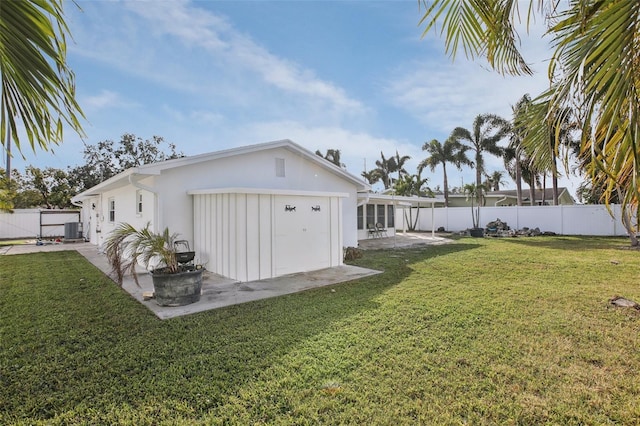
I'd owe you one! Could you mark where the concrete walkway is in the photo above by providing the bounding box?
[1,241,381,319]
[358,232,453,250]
[1,233,452,319]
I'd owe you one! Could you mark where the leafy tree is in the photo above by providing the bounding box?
[419,0,640,244]
[25,166,73,209]
[418,137,471,207]
[0,169,18,212]
[315,149,345,168]
[450,113,509,204]
[1,0,85,178]
[69,134,183,192]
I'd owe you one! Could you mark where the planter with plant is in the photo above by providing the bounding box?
[104,222,203,306]
[464,183,485,237]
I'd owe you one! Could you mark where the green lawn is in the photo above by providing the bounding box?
[1,237,639,425]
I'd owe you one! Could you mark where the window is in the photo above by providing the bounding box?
[377,205,385,226]
[366,205,375,229]
[387,205,395,228]
[357,205,364,230]
[275,158,285,177]
[136,190,143,216]
[108,198,115,223]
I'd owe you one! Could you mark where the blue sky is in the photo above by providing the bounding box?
[7,0,579,195]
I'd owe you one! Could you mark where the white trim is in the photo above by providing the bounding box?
[187,187,350,198]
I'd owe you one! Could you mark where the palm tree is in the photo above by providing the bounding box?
[419,1,640,244]
[391,150,411,185]
[1,0,85,179]
[361,169,381,186]
[484,170,506,191]
[504,94,532,206]
[374,151,395,189]
[315,148,345,168]
[450,113,509,204]
[418,137,472,207]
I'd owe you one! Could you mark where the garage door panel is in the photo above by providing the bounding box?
[274,196,331,276]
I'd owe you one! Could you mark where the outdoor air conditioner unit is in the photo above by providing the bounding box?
[64,222,83,240]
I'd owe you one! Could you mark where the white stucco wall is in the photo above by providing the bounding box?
[85,145,361,252]
[150,146,359,248]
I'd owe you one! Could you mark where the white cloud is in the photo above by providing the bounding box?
[124,0,364,114]
[81,90,137,111]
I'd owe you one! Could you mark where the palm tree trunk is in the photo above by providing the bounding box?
[442,163,449,207]
[515,158,523,206]
[475,153,483,204]
[529,178,535,206]
[541,174,546,205]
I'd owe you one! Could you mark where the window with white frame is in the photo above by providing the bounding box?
[387,205,395,228]
[108,198,115,222]
[136,190,143,216]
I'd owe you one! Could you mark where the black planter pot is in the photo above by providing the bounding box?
[152,268,203,307]
[469,227,485,238]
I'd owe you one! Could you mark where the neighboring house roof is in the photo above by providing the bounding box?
[72,139,370,200]
[358,192,440,207]
[487,187,575,204]
[440,187,575,205]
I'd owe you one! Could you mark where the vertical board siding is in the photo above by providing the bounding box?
[259,194,273,280]
[246,195,261,281]
[192,193,344,282]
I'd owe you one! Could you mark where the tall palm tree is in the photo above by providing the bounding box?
[484,170,506,191]
[419,1,640,244]
[450,113,509,204]
[418,137,471,207]
[504,94,532,206]
[1,0,85,179]
[391,150,411,185]
[374,151,395,189]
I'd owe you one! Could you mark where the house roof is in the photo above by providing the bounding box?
[438,187,575,205]
[358,192,440,207]
[72,139,370,200]
[487,187,574,203]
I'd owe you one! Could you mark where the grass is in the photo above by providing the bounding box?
[1,236,640,424]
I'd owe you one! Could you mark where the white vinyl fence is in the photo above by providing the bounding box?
[398,204,630,236]
[0,209,81,240]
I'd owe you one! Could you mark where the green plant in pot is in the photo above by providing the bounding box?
[104,222,203,306]
[463,183,485,237]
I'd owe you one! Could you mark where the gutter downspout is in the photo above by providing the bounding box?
[129,173,159,232]
[495,196,508,206]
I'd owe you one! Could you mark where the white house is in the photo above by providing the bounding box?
[72,139,370,282]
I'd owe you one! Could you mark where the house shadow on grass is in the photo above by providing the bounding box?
[0,243,479,424]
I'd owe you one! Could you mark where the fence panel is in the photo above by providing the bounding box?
[414,204,632,236]
[0,209,81,239]
[0,209,41,239]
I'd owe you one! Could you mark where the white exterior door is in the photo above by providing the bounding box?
[274,196,331,276]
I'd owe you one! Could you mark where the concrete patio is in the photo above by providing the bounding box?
[1,232,452,319]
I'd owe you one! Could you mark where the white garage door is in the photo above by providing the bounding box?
[274,195,331,276]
